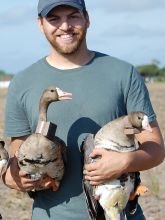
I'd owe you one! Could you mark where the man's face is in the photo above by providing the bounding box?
[38,5,89,54]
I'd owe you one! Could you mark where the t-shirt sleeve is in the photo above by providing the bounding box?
[4,78,31,137]
[125,66,156,122]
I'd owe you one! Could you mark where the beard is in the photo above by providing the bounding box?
[44,26,87,55]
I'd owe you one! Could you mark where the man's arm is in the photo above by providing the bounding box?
[2,136,41,192]
[84,120,165,185]
[125,120,164,171]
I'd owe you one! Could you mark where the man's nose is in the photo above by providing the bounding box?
[59,20,71,31]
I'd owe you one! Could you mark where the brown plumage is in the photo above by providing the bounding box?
[82,112,151,220]
[94,111,152,152]
[17,87,72,191]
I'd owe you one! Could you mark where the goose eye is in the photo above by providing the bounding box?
[50,89,55,92]
[138,116,141,120]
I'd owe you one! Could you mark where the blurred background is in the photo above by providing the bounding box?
[0,0,165,74]
[0,1,165,219]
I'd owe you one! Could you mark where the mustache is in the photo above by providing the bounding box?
[55,26,83,35]
[55,31,78,37]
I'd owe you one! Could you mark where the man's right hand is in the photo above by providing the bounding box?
[3,156,40,192]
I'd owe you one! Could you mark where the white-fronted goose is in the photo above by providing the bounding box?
[82,112,151,220]
[17,87,72,191]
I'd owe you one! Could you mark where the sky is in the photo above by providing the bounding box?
[0,0,165,74]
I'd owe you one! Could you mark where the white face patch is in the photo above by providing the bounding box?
[0,159,8,167]
[56,87,64,97]
[142,115,149,129]
[142,115,152,132]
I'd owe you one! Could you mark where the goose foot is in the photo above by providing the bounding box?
[41,176,60,191]
[129,184,149,201]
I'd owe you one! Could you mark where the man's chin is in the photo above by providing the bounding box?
[55,44,80,55]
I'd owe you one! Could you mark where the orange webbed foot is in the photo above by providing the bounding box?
[42,176,60,191]
[130,184,149,201]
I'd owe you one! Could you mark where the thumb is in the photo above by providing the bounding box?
[89,148,105,158]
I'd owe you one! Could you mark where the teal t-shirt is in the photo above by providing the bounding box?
[4,52,155,220]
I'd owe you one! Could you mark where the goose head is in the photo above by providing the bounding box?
[39,87,72,122]
[128,111,152,132]
[40,87,72,104]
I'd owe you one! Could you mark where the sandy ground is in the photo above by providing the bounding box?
[0,82,165,220]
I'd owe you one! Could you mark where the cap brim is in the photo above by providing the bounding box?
[39,2,83,17]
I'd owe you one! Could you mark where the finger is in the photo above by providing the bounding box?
[84,174,104,181]
[16,182,34,191]
[19,171,42,182]
[89,148,106,158]
[84,164,95,172]
[26,186,36,192]
[18,177,40,188]
[19,170,29,177]
[20,178,35,185]
[20,186,35,192]
[84,161,100,171]
[83,169,101,177]
[89,180,104,186]
[27,179,41,185]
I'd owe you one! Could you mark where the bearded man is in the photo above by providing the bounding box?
[3,0,164,220]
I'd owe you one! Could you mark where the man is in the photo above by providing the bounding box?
[3,0,165,220]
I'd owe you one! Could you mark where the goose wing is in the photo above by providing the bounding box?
[81,134,106,220]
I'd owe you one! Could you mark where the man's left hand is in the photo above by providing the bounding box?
[83,148,127,185]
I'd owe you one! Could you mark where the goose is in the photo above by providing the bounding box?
[17,87,72,191]
[0,139,9,176]
[82,112,151,220]
[0,139,8,220]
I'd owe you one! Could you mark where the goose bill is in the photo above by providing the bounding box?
[56,87,72,100]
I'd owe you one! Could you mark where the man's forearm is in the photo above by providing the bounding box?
[123,119,165,173]
[124,141,165,174]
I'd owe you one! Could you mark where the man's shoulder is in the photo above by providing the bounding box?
[16,57,45,78]
[94,52,133,68]
[8,57,46,91]
[94,52,133,75]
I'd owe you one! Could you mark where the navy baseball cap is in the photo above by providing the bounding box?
[38,0,86,17]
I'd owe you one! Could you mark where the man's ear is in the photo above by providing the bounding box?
[85,12,90,28]
[37,16,44,33]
